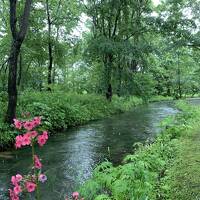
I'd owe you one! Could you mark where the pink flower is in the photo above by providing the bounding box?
[22,134,31,146]
[11,176,17,186]
[72,192,79,200]
[13,119,22,129]
[25,181,37,192]
[13,184,22,195]
[38,174,47,183]
[15,135,23,149]
[23,121,34,131]
[30,131,38,138]
[11,174,23,186]
[37,135,47,147]
[9,189,19,200]
[24,132,32,138]
[32,117,41,127]
[42,131,48,140]
[15,174,23,182]
[34,155,42,169]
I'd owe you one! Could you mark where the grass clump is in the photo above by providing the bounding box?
[150,95,174,102]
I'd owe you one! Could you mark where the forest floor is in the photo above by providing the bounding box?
[164,127,200,199]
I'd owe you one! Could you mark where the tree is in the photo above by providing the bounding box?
[44,0,81,89]
[156,0,199,50]
[84,0,153,100]
[5,0,32,124]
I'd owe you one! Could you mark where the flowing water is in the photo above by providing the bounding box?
[0,101,178,199]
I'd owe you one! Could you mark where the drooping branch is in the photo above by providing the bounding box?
[51,0,62,24]
[0,0,8,29]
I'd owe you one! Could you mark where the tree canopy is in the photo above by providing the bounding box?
[0,0,199,121]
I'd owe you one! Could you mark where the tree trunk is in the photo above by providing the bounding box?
[17,52,22,87]
[46,0,53,90]
[106,83,112,101]
[167,86,171,96]
[117,64,122,97]
[177,52,182,99]
[47,40,53,86]
[104,54,113,101]
[6,41,21,124]
[5,0,32,124]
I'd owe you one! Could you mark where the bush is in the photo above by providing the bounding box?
[0,123,16,150]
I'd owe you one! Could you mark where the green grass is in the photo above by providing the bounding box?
[154,101,200,200]
[149,95,174,102]
[159,102,200,200]
[163,133,200,200]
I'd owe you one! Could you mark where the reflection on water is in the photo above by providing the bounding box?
[0,101,178,199]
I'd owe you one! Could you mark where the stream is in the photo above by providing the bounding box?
[0,101,178,199]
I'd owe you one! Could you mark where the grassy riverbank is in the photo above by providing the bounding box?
[78,101,200,200]
[0,92,143,150]
[160,101,200,200]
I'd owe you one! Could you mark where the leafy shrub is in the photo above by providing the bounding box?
[112,95,143,112]
[79,132,179,200]
[0,123,16,150]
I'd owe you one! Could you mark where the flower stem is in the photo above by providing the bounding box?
[31,141,40,200]
[31,141,35,167]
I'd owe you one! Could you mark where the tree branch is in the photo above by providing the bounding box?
[112,7,121,38]
[18,0,32,41]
